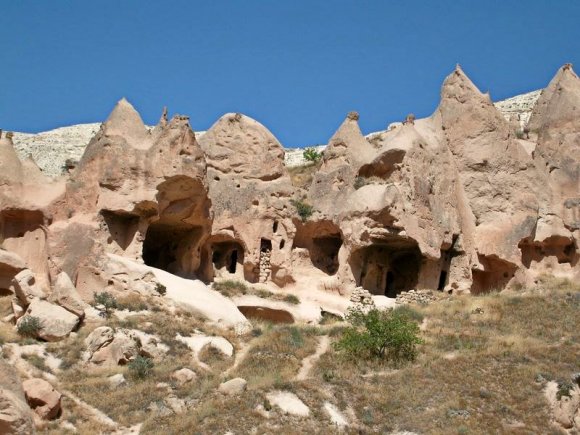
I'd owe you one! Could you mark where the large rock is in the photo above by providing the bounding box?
[22,378,62,420]
[0,358,34,434]
[10,269,46,306]
[19,299,79,341]
[84,326,167,367]
[48,271,88,318]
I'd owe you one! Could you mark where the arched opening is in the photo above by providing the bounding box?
[350,237,422,297]
[142,220,203,277]
[100,210,139,251]
[471,254,517,294]
[211,241,244,276]
[293,220,343,276]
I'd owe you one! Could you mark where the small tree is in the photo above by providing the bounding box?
[303,147,322,163]
[335,306,423,364]
[17,316,41,338]
[93,291,118,318]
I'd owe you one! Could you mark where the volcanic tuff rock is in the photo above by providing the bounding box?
[0,64,577,332]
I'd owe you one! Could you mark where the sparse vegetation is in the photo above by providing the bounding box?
[290,199,314,221]
[335,306,423,363]
[128,355,154,380]
[17,316,41,338]
[303,147,322,163]
[21,353,52,373]
[283,294,300,305]
[213,280,248,297]
[92,291,118,318]
[155,283,167,296]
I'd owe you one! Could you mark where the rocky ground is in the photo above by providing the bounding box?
[0,274,578,434]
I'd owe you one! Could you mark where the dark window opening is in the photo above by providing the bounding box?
[437,270,447,291]
[273,221,279,233]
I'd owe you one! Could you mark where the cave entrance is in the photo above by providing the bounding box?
[293,220,343,276]
[351,238,421,297]
[142,220,201,277]
[0,209,44,243]
[519,236,578,268]
[437,270,448,291]
[311,236,341,275]
[471,255,517,294]
[101,210,139,251]
[211,241,244,275]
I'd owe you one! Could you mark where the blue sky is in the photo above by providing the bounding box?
[1,1,579,147]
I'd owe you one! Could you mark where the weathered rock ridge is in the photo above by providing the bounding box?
[0,65,578,323]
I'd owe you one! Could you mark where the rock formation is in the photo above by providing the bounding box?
[0,64,578,340]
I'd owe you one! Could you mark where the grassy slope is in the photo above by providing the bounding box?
[6,276,578,434]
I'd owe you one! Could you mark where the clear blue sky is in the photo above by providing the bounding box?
[2,1,579,147]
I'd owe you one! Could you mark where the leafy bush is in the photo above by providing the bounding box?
[290,199,314,222]
[92,291,118,318]
[128,355,154,380]
[334,306,423,364]
[303,147,322,163]
[17,316,41,338]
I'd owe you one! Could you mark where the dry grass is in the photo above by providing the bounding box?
[288,162,321,189]
[233,324,319,389]
[5,276,578,433]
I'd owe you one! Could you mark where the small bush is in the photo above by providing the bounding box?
[93,291,118,318]
[17,316,41,338]
[283,294,300,305]
[22,353,51,373]
[155,283,167,296]
[334,307,423,364]
[128,355,154,380]
[303,147,322,163]
[290,199,314,222]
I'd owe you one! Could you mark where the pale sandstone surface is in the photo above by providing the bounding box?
[21,378,62,420]
[0,358,35,434]
[0,64,577,347]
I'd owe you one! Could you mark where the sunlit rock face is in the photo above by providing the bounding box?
[1,64,577,310]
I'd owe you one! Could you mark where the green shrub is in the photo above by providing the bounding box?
[17,316,41,338]
[283,294,300,305]
[334,307,423,364]
[290,199,314,222]
[128,355,154,380]
[92,291,118,318]
[155,283,167,296]
[303,147,322,163]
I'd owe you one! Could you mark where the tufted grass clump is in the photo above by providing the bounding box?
[128,355,154,380]
[17,316,41,338]
[290,199,314,222]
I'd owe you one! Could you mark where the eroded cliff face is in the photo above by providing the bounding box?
[0,65,578,306]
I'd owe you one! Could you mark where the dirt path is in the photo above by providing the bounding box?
[295,335,330,381]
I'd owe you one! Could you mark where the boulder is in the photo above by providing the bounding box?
[10,269,46,306]
[0,359,34,434]
[48,272,88,318]
[22,378,62,420]
[19,299,79,341]
[218,378,247,396]
[172,368,197,386]
[108,374,126,388]
[84,327,167,367]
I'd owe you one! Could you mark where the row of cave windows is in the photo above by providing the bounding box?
[139,222,449,297]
